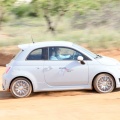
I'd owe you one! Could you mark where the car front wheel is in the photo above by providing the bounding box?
[93,73,115,93]
[10,78,32,98]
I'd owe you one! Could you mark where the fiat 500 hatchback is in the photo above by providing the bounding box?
[2,41,120,98]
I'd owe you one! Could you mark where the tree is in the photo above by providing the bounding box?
[11,0,113,34]
[27,0,109,34]
[0,0,16,30]
[30,0,74,34]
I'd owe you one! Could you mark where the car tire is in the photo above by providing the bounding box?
[10,78,32,98]
[93,73,115,93]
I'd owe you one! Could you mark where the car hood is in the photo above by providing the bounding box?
[96,56,120,66]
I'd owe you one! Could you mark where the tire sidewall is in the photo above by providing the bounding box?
[93,74,115,93]
[10,78,32,98]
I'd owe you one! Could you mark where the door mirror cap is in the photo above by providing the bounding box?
[77,56,84,61]
[77,56,85,64]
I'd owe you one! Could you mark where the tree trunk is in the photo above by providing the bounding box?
[44,14,56,35]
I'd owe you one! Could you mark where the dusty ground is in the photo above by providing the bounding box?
[0,46,19,66]
[1,50,120,120]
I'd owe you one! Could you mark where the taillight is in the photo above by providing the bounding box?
[6,67,11,73]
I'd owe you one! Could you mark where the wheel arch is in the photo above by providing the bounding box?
[9,76,34,92]
[92,72,116,90]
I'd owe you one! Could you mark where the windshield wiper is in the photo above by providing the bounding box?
[94,54,102,59]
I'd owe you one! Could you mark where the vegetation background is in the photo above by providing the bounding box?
[0,0,120,50]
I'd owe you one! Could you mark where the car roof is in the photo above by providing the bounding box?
[18,41,73,50]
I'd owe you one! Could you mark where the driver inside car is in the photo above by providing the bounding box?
[55,48,71,60]
[50,50,58,60]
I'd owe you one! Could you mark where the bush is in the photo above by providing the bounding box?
[11,4,38,18]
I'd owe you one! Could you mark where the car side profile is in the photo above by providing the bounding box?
[2,41,120,98]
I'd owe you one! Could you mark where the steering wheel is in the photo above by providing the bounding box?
[72,52,82,60]
[71,52,76,60]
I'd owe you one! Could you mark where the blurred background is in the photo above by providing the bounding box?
[1,1,120,119]
[0,0,120,50]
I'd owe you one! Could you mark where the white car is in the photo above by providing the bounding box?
[2,41,120,98]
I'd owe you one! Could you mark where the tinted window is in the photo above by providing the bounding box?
[49,47,90,61]
[27,48,48,60]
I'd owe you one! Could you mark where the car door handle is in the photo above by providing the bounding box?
[59,67,72,72]
[59,67,66,69]
[37,67,40,69]
[44,66,53,71]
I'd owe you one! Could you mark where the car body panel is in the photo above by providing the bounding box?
[2,41,120,93]
[44,60,89,86]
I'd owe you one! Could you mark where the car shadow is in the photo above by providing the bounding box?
[0,90,96,100]
[113,88,120,92]
[1,89,120,99]
[0,91,14,100]
[31,89,97,98]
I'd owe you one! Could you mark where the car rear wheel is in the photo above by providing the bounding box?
[93,73,115,93]
[10,78,32,98]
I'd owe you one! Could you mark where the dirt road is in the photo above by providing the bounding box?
[1,67,120,120]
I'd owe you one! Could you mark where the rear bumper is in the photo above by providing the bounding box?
[2,84,5,90]
[2,73,10,91]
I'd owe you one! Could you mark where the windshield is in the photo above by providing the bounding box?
[73,44,97,58]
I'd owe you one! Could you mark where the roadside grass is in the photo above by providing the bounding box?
[0,18,120,50]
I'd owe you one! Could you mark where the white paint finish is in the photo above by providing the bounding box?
[44,60,88,86]
[2,41,120,94]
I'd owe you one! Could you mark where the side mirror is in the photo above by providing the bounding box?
[77,56,85,64]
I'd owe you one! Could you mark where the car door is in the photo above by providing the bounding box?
[44,47,89,86]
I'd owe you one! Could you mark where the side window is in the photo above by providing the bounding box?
[49,47,90,61]
[27,48,48,60]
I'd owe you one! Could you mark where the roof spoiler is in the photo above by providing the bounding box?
[18,44,31,50]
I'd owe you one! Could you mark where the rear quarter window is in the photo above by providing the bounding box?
[26,48,48,60]
[27,49,42,60]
